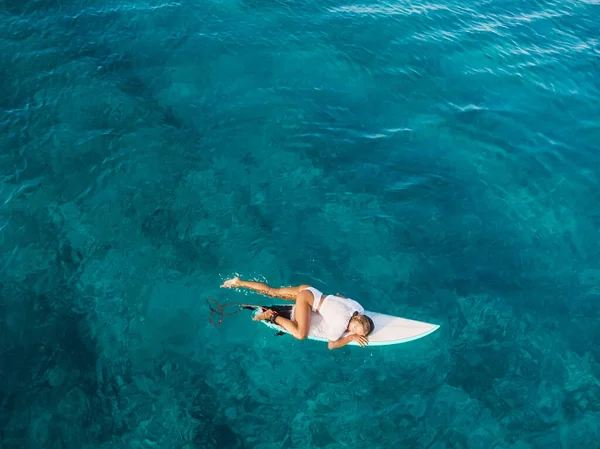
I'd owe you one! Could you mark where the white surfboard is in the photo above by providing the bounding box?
[258,308,440,347]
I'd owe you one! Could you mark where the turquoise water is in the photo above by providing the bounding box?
[1,0,600,447]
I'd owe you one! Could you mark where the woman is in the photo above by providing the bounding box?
[220,277,374,349]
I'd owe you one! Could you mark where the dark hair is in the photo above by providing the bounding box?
[351,312,375,336]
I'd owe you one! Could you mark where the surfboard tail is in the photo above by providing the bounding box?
[240,304,261,311]
[252,305,294,320]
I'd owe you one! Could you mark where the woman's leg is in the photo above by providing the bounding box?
[255,290,313,340]
[221,277,309,301]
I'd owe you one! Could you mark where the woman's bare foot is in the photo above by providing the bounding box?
[253,309,276,322]
[221,276,240,288]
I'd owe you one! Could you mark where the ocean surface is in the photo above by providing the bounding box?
[1,0,600,448]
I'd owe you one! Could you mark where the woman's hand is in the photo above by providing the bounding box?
[252,308,277,322]
[351,334,369,347]
[221,276,240,288]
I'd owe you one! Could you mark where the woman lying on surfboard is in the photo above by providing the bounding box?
[220,277,374,349]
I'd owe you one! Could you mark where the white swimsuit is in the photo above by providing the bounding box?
[298,286,364,341]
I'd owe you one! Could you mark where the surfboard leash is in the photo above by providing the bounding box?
[206,298,264,326]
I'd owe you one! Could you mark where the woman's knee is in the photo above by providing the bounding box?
[296,330,308,340]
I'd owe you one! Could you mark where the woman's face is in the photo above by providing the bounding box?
[348,319,366,336]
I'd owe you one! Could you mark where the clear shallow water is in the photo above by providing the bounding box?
[1,0,599,447]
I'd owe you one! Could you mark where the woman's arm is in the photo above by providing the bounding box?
[221,277,309,301]
[328,334,368,350]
